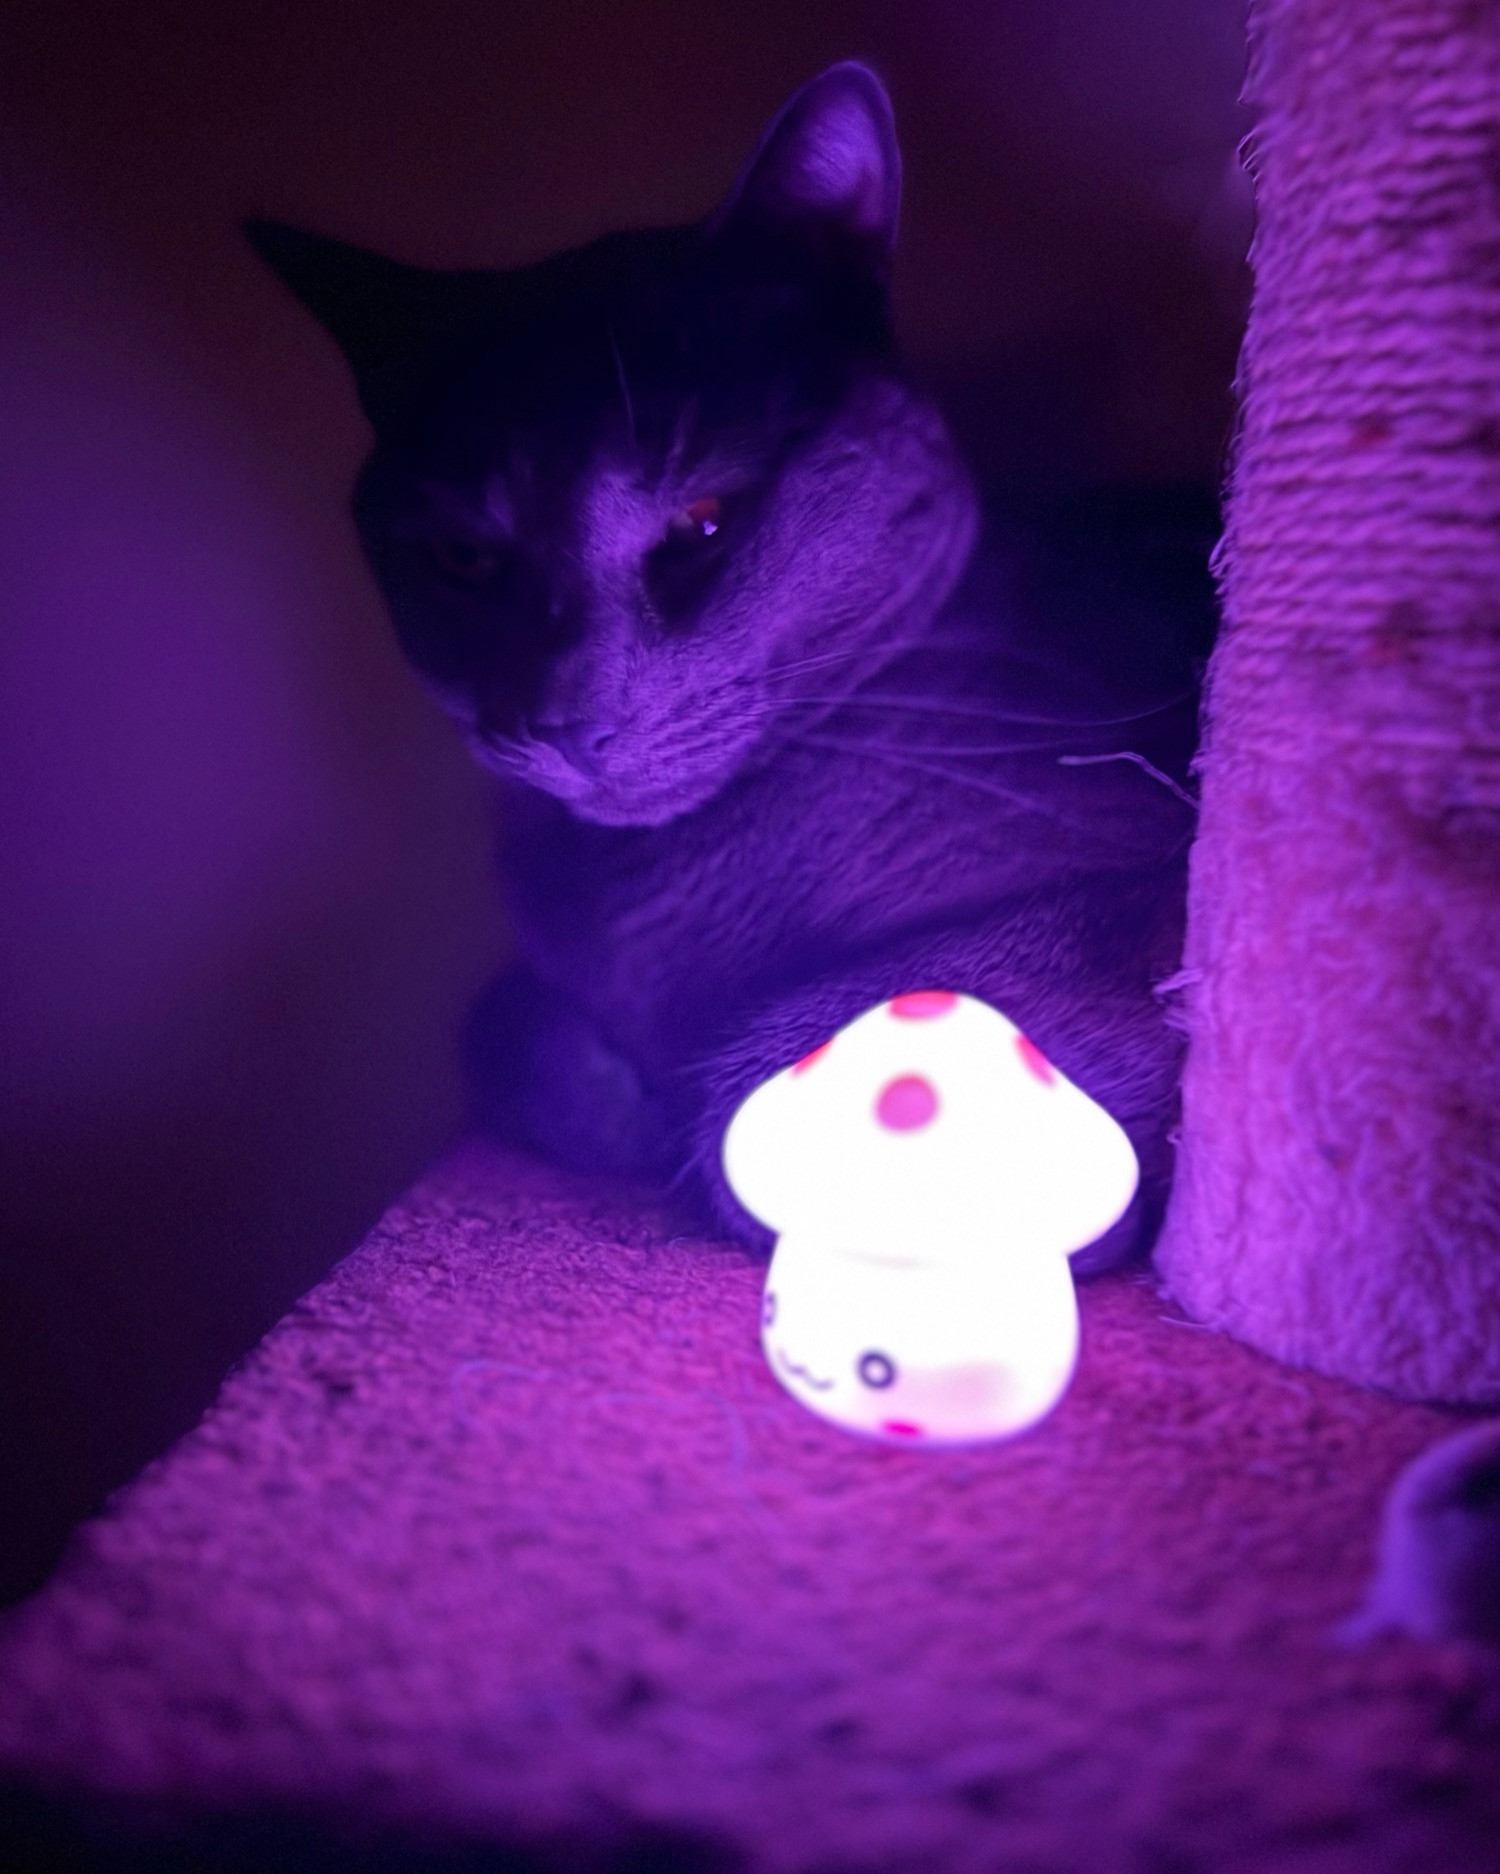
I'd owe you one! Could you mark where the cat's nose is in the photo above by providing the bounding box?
[531,718,618,773]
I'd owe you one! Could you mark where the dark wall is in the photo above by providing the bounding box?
[0,0,1248,1602]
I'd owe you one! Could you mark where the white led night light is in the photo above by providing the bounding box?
[722,991,1140,1446]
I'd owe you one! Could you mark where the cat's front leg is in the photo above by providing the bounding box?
[463,967,677,1178]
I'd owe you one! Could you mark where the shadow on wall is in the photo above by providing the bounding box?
[1,1779,751,1874]
[0,0,1247,1604]
[0,192,506,1604]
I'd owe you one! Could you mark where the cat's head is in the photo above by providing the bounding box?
[248,64,977,826]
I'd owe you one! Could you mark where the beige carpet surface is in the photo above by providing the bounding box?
[1,1141,1497,1872]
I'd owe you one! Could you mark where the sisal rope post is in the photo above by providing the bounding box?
[1156,0,1500,1399]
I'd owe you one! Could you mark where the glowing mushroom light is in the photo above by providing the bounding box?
[722,992,1140,1446]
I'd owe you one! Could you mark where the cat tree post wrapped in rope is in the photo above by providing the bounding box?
[1156,0,1500,1399]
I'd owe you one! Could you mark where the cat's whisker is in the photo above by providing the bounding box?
[785,689,1197,730]
[606,326,637,446]
[663,397,701,479]
[786,734,1113,834]
[1057,750,1199,810]
[784,692,1051,722]
[784,728,1122,759]
[756,627,1005,689]
[765,648,885,681]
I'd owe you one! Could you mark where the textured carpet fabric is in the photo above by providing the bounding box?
[2,1141,1498,1872]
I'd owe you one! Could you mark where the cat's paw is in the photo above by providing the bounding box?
[464,970,676,1178]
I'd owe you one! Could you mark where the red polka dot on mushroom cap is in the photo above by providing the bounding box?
[1016,1034,1057,1085]
[889,991,959,1020]
[875,1074,939,1130]
[790,1040,832,1075]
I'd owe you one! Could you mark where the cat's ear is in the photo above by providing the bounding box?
[244,219,492,430]
[708,63,901,280]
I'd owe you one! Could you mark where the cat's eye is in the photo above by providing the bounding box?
[857,1351,897,1390]
[646,495,730,627]
[426,536,507,585]
[665,495,721,542]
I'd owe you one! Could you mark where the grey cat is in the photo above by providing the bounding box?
[248,62,1210,1271]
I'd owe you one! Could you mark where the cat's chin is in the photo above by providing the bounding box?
[466,732,730,825]
[552,777,727,828]
[480,751,733,827]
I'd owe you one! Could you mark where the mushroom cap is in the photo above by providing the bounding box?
[722,991,1139,1261]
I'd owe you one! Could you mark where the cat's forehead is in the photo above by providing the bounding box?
[437,331,809,506]
[472,430,761,550]
[420,226,862,465]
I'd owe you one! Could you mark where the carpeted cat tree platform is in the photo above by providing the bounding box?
[2,1140,1498,1874]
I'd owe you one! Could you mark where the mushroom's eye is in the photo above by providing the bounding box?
[857,1351,897,1390]
[762,1290,777,1328]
